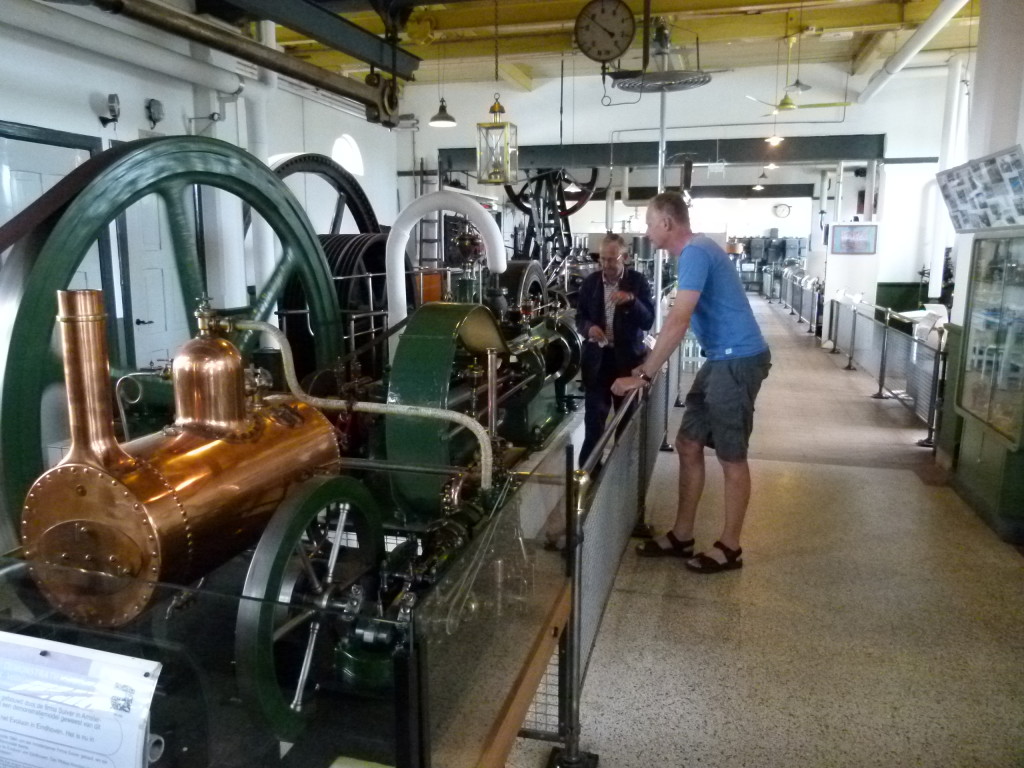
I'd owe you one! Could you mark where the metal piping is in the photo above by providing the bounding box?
[385,191,507,338]
[55,290,135,473]
[234,320,496,491]
[5,0,249,95]
[89,0,388,117]
[857,0,969,103]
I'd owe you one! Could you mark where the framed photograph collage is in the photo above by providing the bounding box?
[937,145,1024,233]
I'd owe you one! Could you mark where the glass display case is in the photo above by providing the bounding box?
[957,231,1024,448]
[0,460,568,768]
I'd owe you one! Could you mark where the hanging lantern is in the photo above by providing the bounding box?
[476,93,517,185]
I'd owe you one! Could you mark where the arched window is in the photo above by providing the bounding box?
[331,135,364,176]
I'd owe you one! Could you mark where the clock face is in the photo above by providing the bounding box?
[574,0,636,63]
[773,203,792,219]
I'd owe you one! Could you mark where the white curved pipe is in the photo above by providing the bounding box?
[386,191,507,332]
[858,0,969,103]
[234,320,495,490]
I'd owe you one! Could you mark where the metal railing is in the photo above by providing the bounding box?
[777,271,822,334]
[540,344,679,767]
[826,297,946,446]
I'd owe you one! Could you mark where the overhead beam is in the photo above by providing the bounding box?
[438,134,887,172]
[219,0,421,79]
[852,30,896,75]
[498,62,534,91]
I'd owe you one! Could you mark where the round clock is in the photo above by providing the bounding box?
[574,0,636,64]
[773,203,792,218]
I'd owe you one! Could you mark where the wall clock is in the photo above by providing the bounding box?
[574,0,636,64]
[773,203,792,218]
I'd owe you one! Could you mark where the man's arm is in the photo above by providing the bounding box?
[611,289,699,395]
[625,273,656,331]
[575,275,600,339]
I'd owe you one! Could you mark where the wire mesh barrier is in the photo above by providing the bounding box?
[827,299,946,445]
[525,345,680,765]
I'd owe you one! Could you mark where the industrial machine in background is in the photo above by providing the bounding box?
[0,136,583,767]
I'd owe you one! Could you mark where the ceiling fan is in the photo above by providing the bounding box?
[746,91,852,113]
[746,13,851,113]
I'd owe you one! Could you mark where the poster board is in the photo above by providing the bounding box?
[936,144,1024,232]
[0,631,161,768]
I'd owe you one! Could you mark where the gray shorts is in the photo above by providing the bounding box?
[677,349,771,461]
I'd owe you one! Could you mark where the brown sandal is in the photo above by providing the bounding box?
[636,531,695,558]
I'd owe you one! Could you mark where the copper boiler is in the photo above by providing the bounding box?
[21,290,341,627]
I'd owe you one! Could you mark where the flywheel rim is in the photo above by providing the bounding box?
[0,136,343,540]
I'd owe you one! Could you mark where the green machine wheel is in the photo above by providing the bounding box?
[234,475,385,741]
[0,137,344,542]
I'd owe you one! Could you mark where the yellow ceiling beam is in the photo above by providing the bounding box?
[328,0,961,37]
[852,30,896,75]
[277,0,977,77]
[498,61,534,91]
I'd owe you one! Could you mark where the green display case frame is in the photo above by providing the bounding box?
[954,228,1024,449]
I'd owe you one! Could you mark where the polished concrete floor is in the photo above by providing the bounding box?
[508,295,1024,768]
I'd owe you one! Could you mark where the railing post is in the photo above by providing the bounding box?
[807,288,817,334]
[549,449,598,768]
[845,304,858,371]
[872,308,891,399]
[789,278,797,315]
[635,387,652,538]
[829,300,841,354]
[917,345,944,448]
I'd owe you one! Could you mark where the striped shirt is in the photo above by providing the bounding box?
[602,278,619,344]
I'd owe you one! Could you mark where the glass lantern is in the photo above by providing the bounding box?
[476,93,518,185]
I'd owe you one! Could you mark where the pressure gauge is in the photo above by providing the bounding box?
[773,203,792,219]
[574,0,635,63]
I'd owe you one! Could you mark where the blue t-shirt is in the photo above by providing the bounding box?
[676,235,768,361]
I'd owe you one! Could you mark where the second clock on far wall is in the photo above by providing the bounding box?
[574,0,636,63]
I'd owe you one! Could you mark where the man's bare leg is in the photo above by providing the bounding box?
[671,436,706,541]
[716,458,750,552]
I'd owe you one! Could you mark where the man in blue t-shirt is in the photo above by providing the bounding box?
[612,192,771,574]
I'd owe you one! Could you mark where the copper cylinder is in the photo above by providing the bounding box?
[22,296,341,627]
[55,290,134,472]
[173,334,249,436]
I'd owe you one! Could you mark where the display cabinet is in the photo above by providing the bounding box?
[957,231,1024,447]
[0,459,569,768]
[953,229,1024,543]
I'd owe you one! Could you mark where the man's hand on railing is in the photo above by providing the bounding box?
[611,365,652,396]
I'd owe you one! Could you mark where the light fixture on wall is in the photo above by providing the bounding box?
[99,93,120,127]
[429,41,456,128]
[765,134,784,147]
[145,99,164,129]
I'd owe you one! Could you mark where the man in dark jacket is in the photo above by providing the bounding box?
[576,233,655,466]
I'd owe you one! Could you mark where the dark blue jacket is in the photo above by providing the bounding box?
[576,268,656,372]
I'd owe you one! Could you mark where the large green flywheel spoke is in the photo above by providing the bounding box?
[0,137,344,546]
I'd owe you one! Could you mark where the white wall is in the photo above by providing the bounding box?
[399,60,949,302]
[0,0,402,329]
[0,5,399,223]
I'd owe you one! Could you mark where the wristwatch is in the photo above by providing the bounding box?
[638,370,652,383]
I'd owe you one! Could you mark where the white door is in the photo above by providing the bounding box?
[122,192,192,368]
